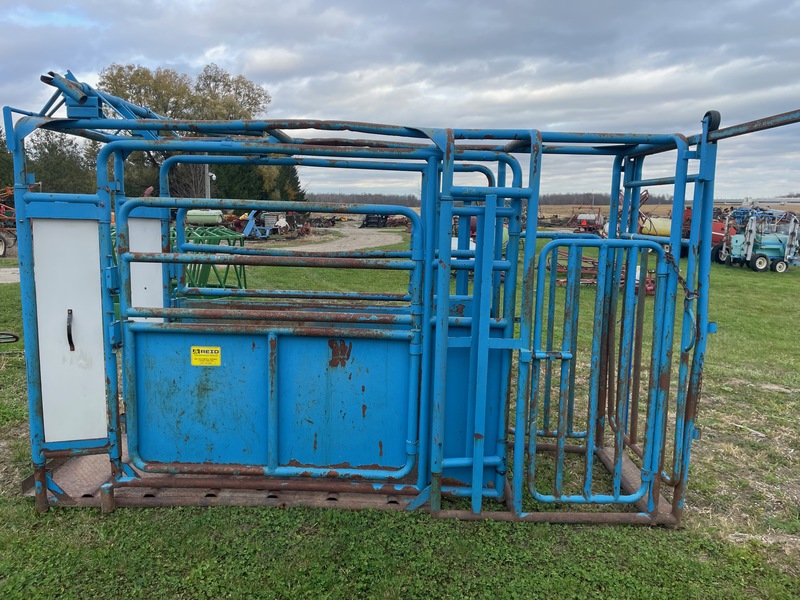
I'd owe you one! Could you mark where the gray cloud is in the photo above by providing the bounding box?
[3,0,800,197]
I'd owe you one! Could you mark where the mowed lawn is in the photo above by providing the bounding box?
[0,243,798,599]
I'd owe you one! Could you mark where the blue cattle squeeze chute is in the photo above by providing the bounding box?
[6,70,800,525]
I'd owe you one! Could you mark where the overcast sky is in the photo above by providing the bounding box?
[3,0,800,199]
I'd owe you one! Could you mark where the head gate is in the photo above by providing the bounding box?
[7,70,798,524]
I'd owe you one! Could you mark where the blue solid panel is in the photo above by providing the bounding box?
[135,331,269,464]
[442,324,507,486]
[277,336,410,470]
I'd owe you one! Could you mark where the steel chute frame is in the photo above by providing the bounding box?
[7,70,798,525]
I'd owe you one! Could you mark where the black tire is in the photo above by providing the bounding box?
[771,260,788,273]
[0,331,19,344]
[749,253,769,272]
[0,235,5,258]
[712,244,724,264]
[704,110,722,131]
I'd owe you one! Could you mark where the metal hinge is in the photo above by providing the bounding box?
[104,266,119,293]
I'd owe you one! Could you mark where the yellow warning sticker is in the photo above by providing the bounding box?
[191,346,221,367]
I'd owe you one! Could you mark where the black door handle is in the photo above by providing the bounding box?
[67,309,75,351]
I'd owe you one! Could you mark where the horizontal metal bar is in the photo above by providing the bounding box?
[126,306,413,325]
[450,185,532,199]
[433,509,657,525]
[706,108,800,143]
[452,205,517,217]
[123,252,414,270]
[179,287,410,302]
[627,174,699,188]
[441,456,503,468]
[116,476,421,495]
[128,321,415,340]
[178,242,413,260]
[451,259,511,271]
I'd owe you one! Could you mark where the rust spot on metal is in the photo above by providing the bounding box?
[313,433,318,452]
[378,441,383,457]
[474,433,484,440]
[328,339,352,367]
[269,337,277,372]
[361,404,367,418]
[361,385,366,393]
[452,303,465,317]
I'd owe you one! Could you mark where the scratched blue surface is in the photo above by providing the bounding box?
[276,336,410,470]
[136,331,270,465]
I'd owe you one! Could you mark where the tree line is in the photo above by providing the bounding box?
[307,192,420,206]
[0,64,304,203]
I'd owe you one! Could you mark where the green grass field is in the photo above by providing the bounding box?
[0,242,798,598]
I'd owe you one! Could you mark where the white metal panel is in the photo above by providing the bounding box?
[32,219,107,443]
[129,218,165,322]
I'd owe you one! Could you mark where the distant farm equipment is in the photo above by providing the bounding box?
[360,213,410,228]
[547,249,656,295]
[0,187,15,257]
[713,207,799,272]
[229,211,312,239]
[567,208,605,235]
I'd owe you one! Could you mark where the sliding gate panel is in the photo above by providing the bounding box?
[277,335,410,470]
[132,329,413,471]
[523,238,669,504]
[135,331,271,465]
[120,200,423,480]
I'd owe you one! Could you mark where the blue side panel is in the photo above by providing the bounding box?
[135,331,269,464]
[277,336,409,469]
[442,325,507,486]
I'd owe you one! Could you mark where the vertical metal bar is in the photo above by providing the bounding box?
[416,160,438,490]
[34,466,49,512]
[430,129,455,512]
[542,250,558,434]
[566,246,582,437]
[116,206,142,470]
[469,195,497,513]
[667,152,704,484]
[628,248,650,446]
[493,186,523,497]
[650,136,691,505]
[583,244,609,499]
[12,135,47,476]
[613,245,639,497]
[513,131,541,513]
[554,247,580,497]
[491,162,507,317]
[455,202,471,295]
[99,208,121,470]
[595,156,625,447]
[673,115,719,522]
[267,332,279,472]
[643,260,671,514]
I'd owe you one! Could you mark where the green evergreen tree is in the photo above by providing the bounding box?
[273,165,306,202]
[27,130,93,194]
